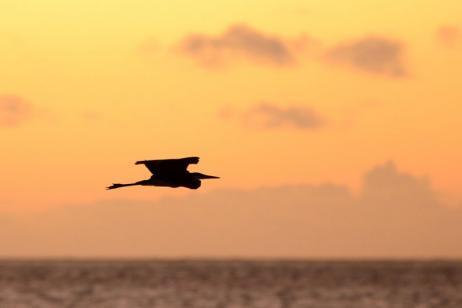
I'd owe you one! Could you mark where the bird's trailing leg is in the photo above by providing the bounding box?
[106,181,145,190]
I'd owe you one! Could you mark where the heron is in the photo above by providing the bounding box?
[107,157,219,190]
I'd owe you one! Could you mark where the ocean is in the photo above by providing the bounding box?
[0,260,461,307]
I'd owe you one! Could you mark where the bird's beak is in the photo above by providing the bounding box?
[200,174,220,179]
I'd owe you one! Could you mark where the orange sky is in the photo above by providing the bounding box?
[1,0,461,257]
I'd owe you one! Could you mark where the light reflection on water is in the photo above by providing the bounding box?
[1,260,461,307]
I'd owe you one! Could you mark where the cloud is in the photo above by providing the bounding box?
[1,162,461,258]
[361,161,437,207]
[174,26,408,77]
[436,26,461,47]
[325,36,406,77]
[242,103,324,130]
[0,95,32,127]
[177,24,310,67]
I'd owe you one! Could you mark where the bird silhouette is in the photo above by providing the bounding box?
[107,157,219,190]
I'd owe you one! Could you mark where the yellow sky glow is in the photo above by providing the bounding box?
[0,0,461,257]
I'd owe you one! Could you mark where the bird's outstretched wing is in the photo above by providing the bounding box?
[135,157,199,176]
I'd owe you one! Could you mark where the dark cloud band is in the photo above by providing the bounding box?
[1,162,460,257]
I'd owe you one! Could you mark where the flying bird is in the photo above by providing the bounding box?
[107,157,219,190]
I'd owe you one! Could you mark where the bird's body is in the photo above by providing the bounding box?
[107,157,218,190]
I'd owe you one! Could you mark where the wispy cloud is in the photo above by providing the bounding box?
[177,24,310,67]
[2,162,460,257]
[221,103,324,130]
[436,26,461,47]
[0,95,32,127]
[244,103,324,130]
[171,25,411,77]
[325,36,406,77]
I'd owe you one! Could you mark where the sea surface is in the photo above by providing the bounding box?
[0,260,461,307]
